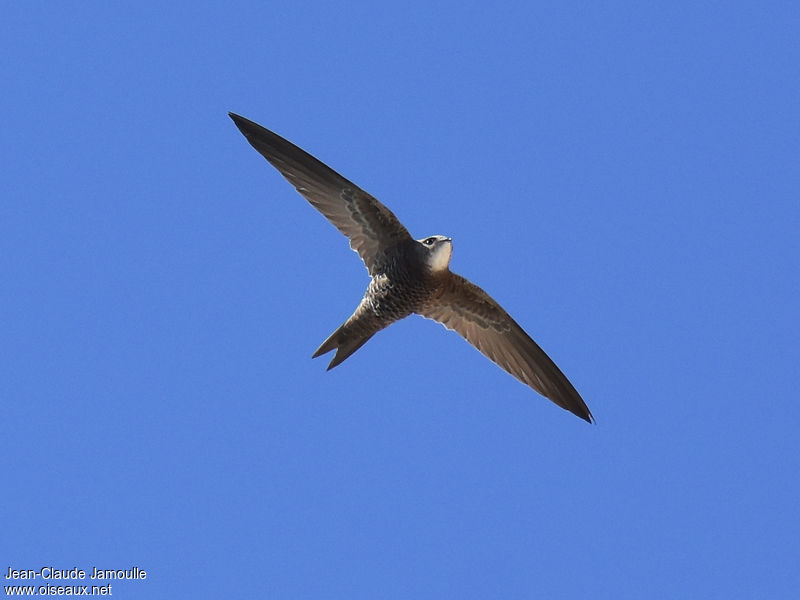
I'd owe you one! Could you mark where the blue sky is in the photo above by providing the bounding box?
[3,2,798,598]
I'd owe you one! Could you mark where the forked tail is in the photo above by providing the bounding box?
[312,321,377,370]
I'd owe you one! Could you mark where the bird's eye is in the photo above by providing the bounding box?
[425,237,435,245]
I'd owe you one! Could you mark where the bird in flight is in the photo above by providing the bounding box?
[229,113,593,423]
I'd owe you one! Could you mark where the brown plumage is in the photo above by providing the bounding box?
[229,112,593,423]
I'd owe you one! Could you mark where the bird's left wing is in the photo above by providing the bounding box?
[229,113,413,275]
[418,273,593,423]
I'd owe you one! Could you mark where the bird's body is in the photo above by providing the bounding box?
[313,236,447,369]
[229,113,594,423]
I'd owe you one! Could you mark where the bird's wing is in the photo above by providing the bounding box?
[419,273,593,423]
[230,113,413,275]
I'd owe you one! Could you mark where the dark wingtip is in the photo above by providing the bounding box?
[552,384,594,424]
[551,390,594,423]
[568,402,594,424]
[228,112,251,132]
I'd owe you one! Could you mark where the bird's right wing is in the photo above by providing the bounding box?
[419,273,593,423]
[230,113,413,275]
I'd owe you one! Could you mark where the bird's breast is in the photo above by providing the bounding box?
[365,265,437,321]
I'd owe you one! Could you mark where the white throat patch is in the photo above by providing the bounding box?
[428,240,453,273]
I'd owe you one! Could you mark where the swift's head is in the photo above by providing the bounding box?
[418,235,453,273]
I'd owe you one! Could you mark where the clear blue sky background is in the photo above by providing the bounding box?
[3,2,798,598]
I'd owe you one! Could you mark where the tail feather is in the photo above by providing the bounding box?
[312,323,376,370]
